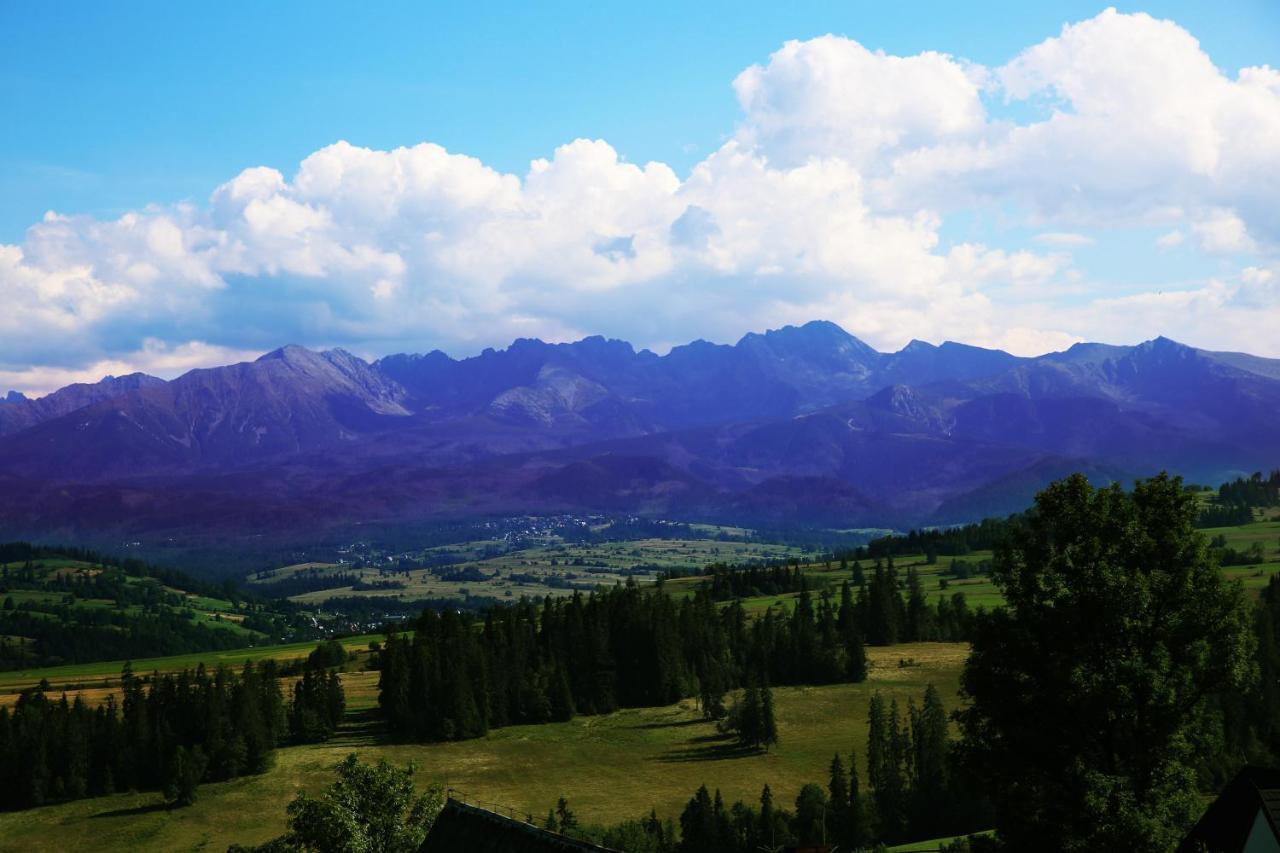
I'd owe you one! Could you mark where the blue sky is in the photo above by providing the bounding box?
[3,1,1277,240]
[1,2,1278,393]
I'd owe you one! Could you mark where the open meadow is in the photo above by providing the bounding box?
[1,511,1276,850]
[0,633,384,705]
[250,536,812,606]
[0,642,967,852]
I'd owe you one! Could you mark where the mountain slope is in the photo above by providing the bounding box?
[0,373,164,436]
[0,323,1276,545]
[0,346,411,478]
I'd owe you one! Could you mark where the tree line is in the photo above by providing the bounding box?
[1195,469,1280,528]
[0,606,254,671]
[704,564,809,600]
[0,542,228,602]
[1217,470,1280,508]
[377,581,872,743]
[854,515,1020,561]
[0,650,346,811]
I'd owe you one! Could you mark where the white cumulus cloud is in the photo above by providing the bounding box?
[2,8,1279,394]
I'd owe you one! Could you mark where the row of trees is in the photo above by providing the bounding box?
[0,662,283,810]
[378,582,872,743]
[1196,470,1280,527]
[0,605,253,671]
[1217,470,1280,507]
[856,515,1020,560]
[0,544,304,671]
[675,686,982,852]
[288,666,345,743]
[860,559,975,645]
[704,564,809,600]
[0,542,228,602]
[0,650,348,811]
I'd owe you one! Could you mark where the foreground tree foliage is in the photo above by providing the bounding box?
[229,753,446,853]
[958,473,1254,852]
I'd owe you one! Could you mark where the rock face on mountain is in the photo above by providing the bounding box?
[0,347,410,478]
[0,373,165,436]
[0,321,1276,541]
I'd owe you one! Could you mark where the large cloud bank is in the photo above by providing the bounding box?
[3,9,1278,394]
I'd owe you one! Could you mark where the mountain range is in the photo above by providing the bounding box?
[0,321,1276,549]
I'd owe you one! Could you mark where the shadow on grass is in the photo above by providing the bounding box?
[657,732,763,763]
[91,800,173,819]
[329,708,389,747]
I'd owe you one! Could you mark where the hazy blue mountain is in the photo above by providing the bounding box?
[0,322,1276,544]
[0,346,410,479]
[0,372,164,436]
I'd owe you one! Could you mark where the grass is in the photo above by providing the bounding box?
[0,558,271,666]
[243,513,1280,616]
[251,538,812,606]
[0,642,968,852]
[3,514,1275,849]
[662,514,1280,620]
[0,633,386,703]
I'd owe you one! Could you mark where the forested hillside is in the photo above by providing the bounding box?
[0,543,302,670]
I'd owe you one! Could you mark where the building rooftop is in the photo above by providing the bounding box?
[420,798,619,853]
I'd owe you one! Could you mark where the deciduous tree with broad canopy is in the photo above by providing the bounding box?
[959,473,1254,852]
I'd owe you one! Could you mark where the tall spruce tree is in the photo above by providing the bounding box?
[760,684,779,751]
[909,684,950,835]
[828,753,850,844]
[847,751,871,850]
[868,693,908,840]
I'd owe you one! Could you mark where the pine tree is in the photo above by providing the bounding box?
[867,560,900,645]
[794,783,829,846]
[760,684,778,751]
[759,783,775,847]
[828,753,850,844]
[740,683,762,748]
[909,684,950,834]
[868,692,907,839]
[838,581,868,682]
[847,751,870,850]
[905,565,929,641]
[679,785,718,853]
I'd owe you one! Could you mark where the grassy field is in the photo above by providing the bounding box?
[251,537,812,606]
[0,556,271,659]
[240,510,1280,622]
[0,642,967,852]
[3,512,1275,850]
[659,512,1280,621]
[0,633,385,705]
